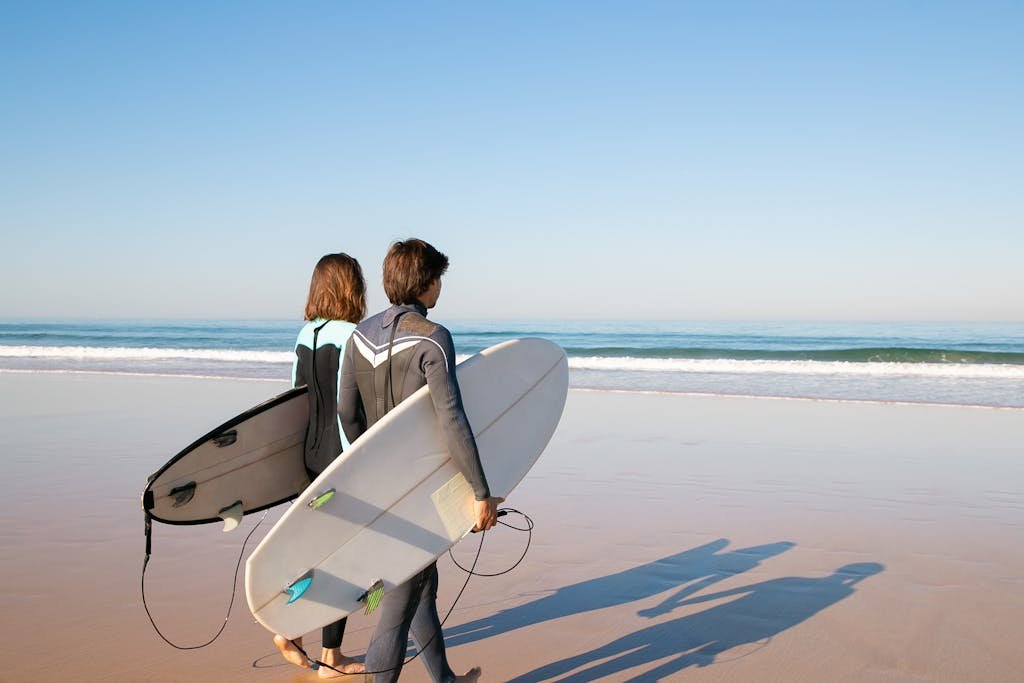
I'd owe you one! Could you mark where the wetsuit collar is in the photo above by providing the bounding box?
[382,302,427,328]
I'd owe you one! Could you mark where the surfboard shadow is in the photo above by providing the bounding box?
[444,538,795,648]
[504,561,885,683]
[315,489,454,556]
[275,490,454,614]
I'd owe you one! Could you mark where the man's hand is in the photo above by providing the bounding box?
[472,496,505,532]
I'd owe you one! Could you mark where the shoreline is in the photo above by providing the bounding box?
[572,386,1024,411]
[2,367,1022,411]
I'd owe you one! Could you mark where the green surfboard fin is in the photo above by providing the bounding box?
[308,488,335,510]
[359,579,385,615]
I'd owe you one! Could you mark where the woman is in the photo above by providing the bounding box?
[273,252,366,677]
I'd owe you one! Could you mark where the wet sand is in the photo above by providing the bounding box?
[1,373,1023,682]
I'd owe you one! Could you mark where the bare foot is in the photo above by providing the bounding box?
[454,667,482,683]
[273,634,310,669]
[318,650,366,678]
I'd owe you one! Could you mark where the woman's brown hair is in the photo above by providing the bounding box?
[382,239,449,305]
[304,253,367,322]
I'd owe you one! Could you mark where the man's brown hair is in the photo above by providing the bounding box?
[382,239,449,305]
[304,253,367,322]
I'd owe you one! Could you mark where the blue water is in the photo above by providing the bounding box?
[2,319,1022,407]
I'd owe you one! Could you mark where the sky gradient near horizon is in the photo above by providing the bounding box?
[2,2,1022,321]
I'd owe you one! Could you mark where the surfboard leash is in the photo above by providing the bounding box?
[451,508,534,577]
[291,507,533,677]
[141,509,268,650]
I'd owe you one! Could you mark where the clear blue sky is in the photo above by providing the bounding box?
[2,1,1021,320]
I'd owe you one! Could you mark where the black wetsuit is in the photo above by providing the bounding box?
[339,302,490,682]
[293,318,357,650]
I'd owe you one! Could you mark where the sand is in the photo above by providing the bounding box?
[1,372,1023,682]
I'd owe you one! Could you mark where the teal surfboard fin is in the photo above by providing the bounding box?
[284,577,313,605]
[308,488,335,510]
[218,500,244,532]
[359,579,385,615]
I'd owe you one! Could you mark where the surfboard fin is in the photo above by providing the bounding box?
[218,500,244,532]
[358,579,385,615]
[211,429,238,448]
[168,481,196,508]
[284,577,313,605]
[308,488,336,510]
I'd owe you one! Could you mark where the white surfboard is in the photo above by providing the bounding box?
[143,387,311,529]
[245,338,568,639]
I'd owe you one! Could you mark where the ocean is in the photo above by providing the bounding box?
[1,319,1022,408]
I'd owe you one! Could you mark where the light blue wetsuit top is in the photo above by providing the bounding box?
[293,318,357,475]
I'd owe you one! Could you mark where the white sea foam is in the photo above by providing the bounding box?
[0,345,293,363]
[3,346,1024,380]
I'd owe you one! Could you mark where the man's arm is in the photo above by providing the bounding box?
[422,327,503,531]
[338,338,366,444]
[422,327,491,499]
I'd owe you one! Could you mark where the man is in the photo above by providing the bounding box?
[339,238,502,683]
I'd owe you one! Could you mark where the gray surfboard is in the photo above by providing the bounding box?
[142,387,312,530]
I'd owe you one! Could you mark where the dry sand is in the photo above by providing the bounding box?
[1,372,1022,682]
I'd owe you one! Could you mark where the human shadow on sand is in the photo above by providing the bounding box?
[444,538,795,648]
[506,561,884,683]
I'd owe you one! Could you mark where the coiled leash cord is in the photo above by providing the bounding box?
[141,510,269,649]
[292,507,534,677]
[450,507,534,577]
